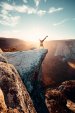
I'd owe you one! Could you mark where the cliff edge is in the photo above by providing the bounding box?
[3,49,48,92]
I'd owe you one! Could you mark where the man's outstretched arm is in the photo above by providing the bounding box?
[42,36,48,42]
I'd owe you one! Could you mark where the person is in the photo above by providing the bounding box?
[39,36,48,48]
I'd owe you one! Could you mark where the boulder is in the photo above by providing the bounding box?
[45,80,75,113]
[0,88,20,113]
[45,89,73,113]
[58,80,75,102]
[3,49,48,92]
[0,55,36,113]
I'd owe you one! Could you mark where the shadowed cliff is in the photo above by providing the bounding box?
[0,53,37,113]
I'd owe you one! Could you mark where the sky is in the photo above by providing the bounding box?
[0,0,75,41]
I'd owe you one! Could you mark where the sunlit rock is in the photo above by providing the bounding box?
[45,89,73,113]
[0,57,37,113]
[0,88,7,113]
[45,80,75,113]
[58,80,75,102]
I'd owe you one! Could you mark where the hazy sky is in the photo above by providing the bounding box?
[0,0,75,41]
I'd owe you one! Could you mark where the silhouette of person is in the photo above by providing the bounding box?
[39,36,48,48]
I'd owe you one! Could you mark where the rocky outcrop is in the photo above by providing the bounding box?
[3,49,48,92]
[45,80,75,113]
[45,89,73,113]
[58,80,75,102]
[0,88,20,113]
[0,54,36,113]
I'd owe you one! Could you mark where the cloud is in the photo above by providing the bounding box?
[0,2,64,18]
[1,2,37,14]
[34,0,40,7]
[37,10,46,16]
[1,9,8,15]
[53,19,69,26]
[0,2,14,11]
[1,2,47,16]
[0,16,20,27]
[14,5,29,13]
[49,7,63,13]
[0,9,20,26]
[27,7,36,14]
[15,5,36,14]
[23,0,28,3]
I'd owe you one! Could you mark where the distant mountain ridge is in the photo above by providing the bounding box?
[0,37,36,51]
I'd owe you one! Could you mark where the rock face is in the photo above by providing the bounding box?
[3,49,48,92]
[54,41,75,60]
[45,80,75,113]
[45,89,73,113]
[0,54,36,113]
[0,88,7,113]
[55,42,70,59]
[42,40,75,86]
[58,80,75,102]
[43,56,69,84]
